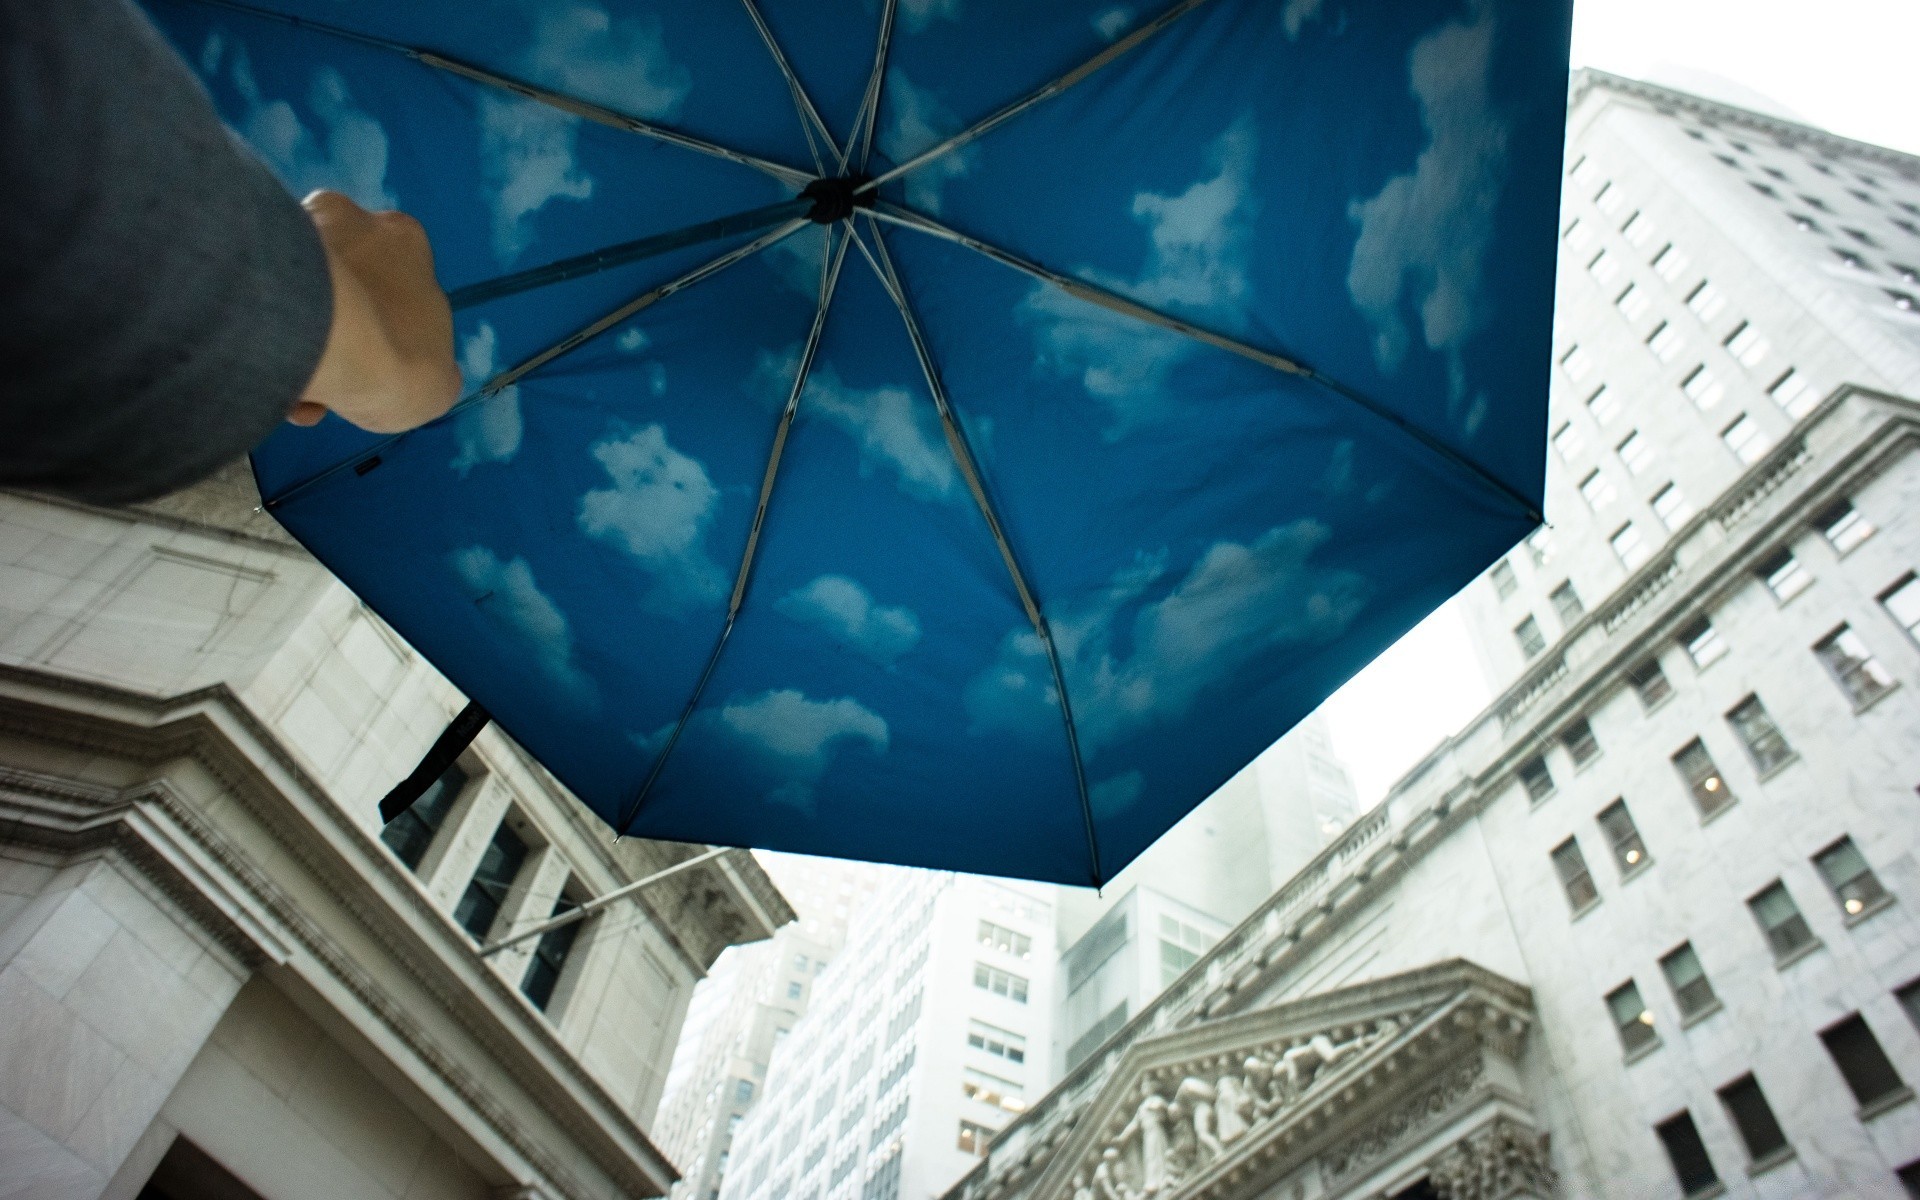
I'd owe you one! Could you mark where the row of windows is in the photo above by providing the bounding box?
[977,919,1033,959]
[974,963,1030,1003]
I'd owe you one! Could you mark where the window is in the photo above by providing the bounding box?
[1817,500,1875,553]
[1628,659,1673,710]
[1687,280,1727,321]
[1562,216,1590,251]
[978,920,1032,959]
[379,761,467,871]
[1551,422,1585,461]
[957,1120,996,1156]
[1611,523,1650,569]
[1526,527,1556,567]
[1803,194,1832,212]
[1550,582,1585,626]
[1673,739,1734,817]
[1588,249,1621,285]
[1749,881,1817,961]
[1514,617,1547,660]
[1651,484,1695,531]
[1883,573,1920,638]
[787,981,804,1000]
[1594,181,1624,216]
[1597,799,1650,873]
[1718,1076,1791,1165]
[1725,321,1770,367]
[1586,385,1621,425]
[1813,836,1890,918]
[1896,263,1920,286]
[962,1067,1025,1112]
[1903,1162,1920,1200]
[1680,618,1727,669]
[735,1078,756,1103]
[1617,430,1655,474]
[1891,291,1919,313]
[521,892,582,1012]
[1681,364,1724,409]
[1721,414,1772,464]
[793,953,810,972]
[1793,213,1823,233]
[453,817,528,940]
[1490,559,1518,599]
[1756,549,1812,602]
[1622,211,1656,247]
[1728,695,1794,771]
[972,964,1028,1003]
[1579,469,1617,511]
[1561,719,1600,766]
[1652,243,1690,282]
[863,1151,901,1200]
[1749,182,1779,200]
[1900,980,1920,1034]
[1560,344,1593,381]
[1647,321,1685,363]
[1520,756,1556,803]
[1159,914,1212,986]
[1845,226,1879,247]
[1568,155,1598,186]
[1815,626,1896,706]
[967,1020,1026,1064]
[1821,1015,1908,1108]
[1551,837,1597,911]
[1616,283,1650,320]
[1768,368,1818,419]
[1835,247,1870,270]
[1659,943,1718,1020]
[1607,981,1658,1054]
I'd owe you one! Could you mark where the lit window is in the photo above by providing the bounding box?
[1894,264,1920,286]
[1551,837,1596,911]
[1792,213,1823,233]
[1681,364,1724,409]
[1749,881,1817,961]
[1561,718,1600,766]
[1673,739,1734,817]
[961,1067,1026,1113]
[1579,469,1617,511]
[1588,249,1621,285]
[1679,617,1727,669]
[1520,755,1556,803]
[1617,431,1655,474]
[1660,943,1718,1020]
[1725,321,1770,367]
[957,1119,997,1156]
[1813,836,1890,919]
[1616,282,1649,320]
[1820,1014,1907,1108]
[1652,243,1691,282]
[1814,626,1896,707]
[1628,659,1673,710]
[1655,1112,1721,1199]
[1817,500,1875,553]
[1768,368,1818,419]
[1550,581,1585,626]
[1606,981,1658,1054]
[1552,422,1585,461]
[1721,414,1772,464]
[977,920,1033,959]
[1611,523,1650,569]
[1526,527,1556,567]
[1651,484,1695,531]
[1687,279,1727,321]
[1646,321,1685,363]
[1490,558,1518,599]
[1622,211,1656,247]
[1889,290,1919,312]
[1756,549,1812,602]
[1834,247,1869,270]
[1718,1075,1791,1166]
[1728,694,1794,771]
[1587,385,1621,424]
[1881,573,1920,639]
[1594,181,1624,216]
[1560,344,1594,382]
[1514,616,1547,660]
[1597,799,1650,873]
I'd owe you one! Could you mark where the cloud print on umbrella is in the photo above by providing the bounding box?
[753,350,960,502]
[578,424,728,616]
[636,690,889,816]
[1019,118,1257,438]
[1347,0,1507,431]
[776,575,923,667]
[451,322,523,475]
[479,3,692,263]
[880,74,976,215]
[966,519,1369,757]
[201,34,395,210]
[449,546,596,709]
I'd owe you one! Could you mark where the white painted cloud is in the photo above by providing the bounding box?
[480,97,594,265]
[965,520,1369,757]
[217,40,396,210]
[776,575,922,666]
[578,424,728,616]
[879,74,975,215]
[765,225,832,299]
[617,328,650,354]
[1282,0,1327,39]
[899,0,963,33]
[636,689,888,815]
[1347,0,1507,417]
[801,362,959,502]
[1018,118,1257,438]
[1093,7,1133,39]
[1090,771,1145,818]
[449,546,595,708]
[451,322,522,475]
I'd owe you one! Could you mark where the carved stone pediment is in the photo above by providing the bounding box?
[1028,961,1534,1200]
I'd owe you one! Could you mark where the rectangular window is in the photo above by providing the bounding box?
[521,892,582,1013]
[1616,282,1650,320]
[1597,799,1650,873]
[1514,616,1547,660]
[1607,981,1659,1054]
[977,920,1033,959]
[1652,243,1691,283]
[1569,155,1598,183]
[787,980,804,1000]
[1821,1014,1907,1107]
[1728,695,1794,771]
[1651,484,1695,531]
[1595,181,1624,215]
[1681,364,1724,409]
[1718,1075,1791,1164]
[1687,279,1727,321]
[1579,469,1617,511]
[1834,246,1869,270]
[1722,414,1772,464]
[1813,836,1890,918]
[1679,618,1727,669]
[736,1078,756,1103]
[961,1067,1025,1112]
[1897,263,1920,287]
[972,964,1029,1003]
[1725,320,1771,367]
[1768,368,1818,419]
[453,817,528,940]
[1588,249,1621,285]
[957,1119,997,1156]
[1551,422,1585,461]
[1160,938,1201,985]
[1551,837,1597,912]
[1793,212,1823,233]
[1673,739,1735,817]
[1611,523,1650,569]
[1900,980,1920,1034]
[1562,719,1600,766]
[1756,549,1812,602]
[1622,210,1656,247]
[379,761,468,871]
[1660,943,1718,1019]
[1562,216,1590,251]
[1883,573,1920,638]
[1629,659,1673,710]
[1815,626,1896,706]
[1845,226,1879,247]
[1550,582,1584,626]
[966,1020,1027,1064]
[1520,755,1556,803]
[1587,384,1622,424]
[1527,527,1556,568]
[1617,430,1655,474]
[1560,344,1593,382]
[1903,1161,1920,1200]
[1489,559,1518,600]
[1749,881,1817,961]
[1818,499,1875,553]
[1647,321,1685,363]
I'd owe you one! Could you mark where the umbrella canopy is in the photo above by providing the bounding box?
[148,0,1569,886]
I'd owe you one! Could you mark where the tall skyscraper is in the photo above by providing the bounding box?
[935,72,1920,1200]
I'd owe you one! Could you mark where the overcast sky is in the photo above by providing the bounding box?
[1320,2,1920,806]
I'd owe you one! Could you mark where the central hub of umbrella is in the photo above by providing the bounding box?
[801,175,874,224]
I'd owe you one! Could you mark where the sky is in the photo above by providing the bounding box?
[1322,0,1920,806]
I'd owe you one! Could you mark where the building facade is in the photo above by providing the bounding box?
[933,73,1920,1200]
[0,464,793,1200]
[721,871,1056,1200]
[1057,885,1228,1078]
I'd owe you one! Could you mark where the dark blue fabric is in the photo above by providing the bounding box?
[145,0,1569,885]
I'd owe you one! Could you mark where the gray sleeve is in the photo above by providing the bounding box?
[0,0,334,505]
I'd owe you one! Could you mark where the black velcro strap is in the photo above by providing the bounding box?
[379,701,491,824]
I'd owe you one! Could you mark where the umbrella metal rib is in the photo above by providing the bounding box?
[849,220,1105,889]
[842,0,899,174]
[736,0,840,173]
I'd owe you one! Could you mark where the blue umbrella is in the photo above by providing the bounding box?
[148,0,1569,886]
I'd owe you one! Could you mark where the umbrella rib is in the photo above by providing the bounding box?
[262,219,810,511]
[866,204,1545,523]
[842,0,898,173]
[736,0,841,172]
[856,0,1215,196]
[173,0,814,187]
[615,228,853,835]
[849,220,1106,889]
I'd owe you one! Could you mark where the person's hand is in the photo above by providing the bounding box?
[290,190,461,432]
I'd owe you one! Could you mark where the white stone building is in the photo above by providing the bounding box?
[720,871,1056,1200]
[0,464,793,1200]
[930,73,1920,1200]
